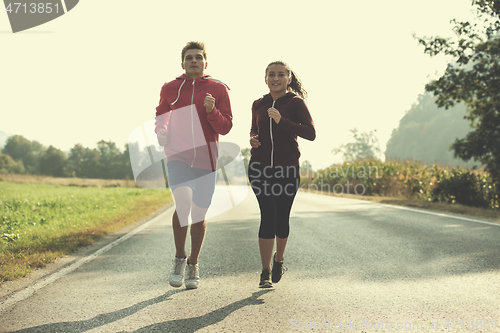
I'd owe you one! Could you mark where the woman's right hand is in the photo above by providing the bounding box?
[250,135,261,148]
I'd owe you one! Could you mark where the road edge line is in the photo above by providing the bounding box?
[297,191,499,227]
[375,202,500,227]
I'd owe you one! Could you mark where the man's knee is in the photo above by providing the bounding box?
[175,200,191,217]
[190,219,206,231]
[191,204,208,225]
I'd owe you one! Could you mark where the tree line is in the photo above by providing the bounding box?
[385,92,476,167]
[0,135,133,179]
[415,0,500,194]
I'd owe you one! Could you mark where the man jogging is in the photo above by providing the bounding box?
[155,41,233,289]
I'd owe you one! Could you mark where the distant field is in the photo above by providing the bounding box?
[0,179,171,282]
[0,174,137,187]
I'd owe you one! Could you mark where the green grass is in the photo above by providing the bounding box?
[0,182,171,282]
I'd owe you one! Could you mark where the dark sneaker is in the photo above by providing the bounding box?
[272,252,287,283]
[259,268,272,288]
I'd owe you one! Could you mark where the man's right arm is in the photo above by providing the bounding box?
[155,84,171,146]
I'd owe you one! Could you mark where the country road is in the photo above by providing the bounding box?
[1,190,500,332]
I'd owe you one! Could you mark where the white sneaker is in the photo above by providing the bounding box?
[185,262,200,289]
[169,257,187,288]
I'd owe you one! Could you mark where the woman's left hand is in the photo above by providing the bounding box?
[267,107,281,124]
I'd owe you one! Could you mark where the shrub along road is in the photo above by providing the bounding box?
[1,191,500,332]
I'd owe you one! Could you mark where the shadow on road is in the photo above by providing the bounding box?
[127,289,273,332]
[5,289,272,333]
[6,289,185,333]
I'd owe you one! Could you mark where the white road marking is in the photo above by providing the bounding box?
[298,191,499,227]
[376,202,500,227]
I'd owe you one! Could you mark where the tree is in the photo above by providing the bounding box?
[415,0,500,188]
[0,152,25,174]
[65,144,100,178]
[385,92,476,166]
[39,146,67,177]
[1,135,45,174]
[121,144,134,180]
[96,140,123,179]
[332,128,382,162]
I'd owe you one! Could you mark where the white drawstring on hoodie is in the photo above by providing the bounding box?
[190,79,196,166]
[270,100,275,167]
[171,79,187,105]
[170,78,196,166]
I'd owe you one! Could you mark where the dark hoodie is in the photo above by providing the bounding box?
[250,92,315,167]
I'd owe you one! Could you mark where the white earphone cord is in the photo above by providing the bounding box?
[270,100,275,167]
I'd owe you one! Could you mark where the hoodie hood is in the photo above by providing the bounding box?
[172,74,230,106]
[176,74,210,81]
[176,74,230,89]
[262,91,296,102]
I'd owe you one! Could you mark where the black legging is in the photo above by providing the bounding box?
[248,161,300,239]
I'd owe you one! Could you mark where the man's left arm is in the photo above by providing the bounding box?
[206,87,233,135]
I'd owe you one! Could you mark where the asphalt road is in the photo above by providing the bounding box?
[1,190,500,332]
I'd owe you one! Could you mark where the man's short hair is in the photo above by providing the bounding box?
[181,41,207,61]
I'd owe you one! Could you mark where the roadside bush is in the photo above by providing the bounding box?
[431,169,497,208]
[310,159,499,210]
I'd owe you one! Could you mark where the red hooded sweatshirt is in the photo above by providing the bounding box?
[250,92,315,167]
[155,74,233,170]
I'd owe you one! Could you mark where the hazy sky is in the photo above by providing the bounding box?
[0,0,478,169]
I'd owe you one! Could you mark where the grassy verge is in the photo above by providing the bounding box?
[0,181,171,282]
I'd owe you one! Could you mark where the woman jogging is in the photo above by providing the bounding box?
[248,61,315,288]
